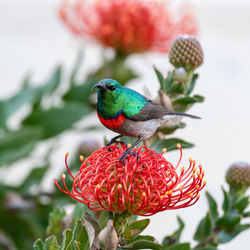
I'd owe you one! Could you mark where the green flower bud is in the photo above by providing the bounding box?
[226,162,250,188]
[169,35,204,71]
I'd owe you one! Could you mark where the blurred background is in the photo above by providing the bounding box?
[1,0,250,249]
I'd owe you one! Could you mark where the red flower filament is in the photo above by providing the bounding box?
[54,144,206,216]
[59,0,198,54]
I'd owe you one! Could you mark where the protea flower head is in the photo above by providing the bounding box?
[59,0,198,54]
[54,144,206,216]
[226,162,250,188]
[169,35,204,70]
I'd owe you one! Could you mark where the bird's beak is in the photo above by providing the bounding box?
[92,83,107,91]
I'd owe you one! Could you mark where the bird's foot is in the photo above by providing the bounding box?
[106,135,127,147]
[118,150,139,164]
[106,140,127,147]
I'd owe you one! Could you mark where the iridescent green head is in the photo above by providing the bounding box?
[93,79,124,117]
[93,79,121,92]
[93,79,123,101]
[93,79,147,118]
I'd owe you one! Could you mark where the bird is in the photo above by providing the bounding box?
[93,79,200,163]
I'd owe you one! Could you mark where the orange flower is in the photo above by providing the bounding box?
[59,0,197,54]
[54,144,206,216]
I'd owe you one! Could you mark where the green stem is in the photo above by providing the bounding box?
[184,69,194,94]
[114,211,131,236]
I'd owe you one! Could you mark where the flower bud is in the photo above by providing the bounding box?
[169,35,203,71]
[157,89,173,110]
[98,220,118,250]
[78,139,101,156]
[226,162,250,188]
[173,67,187,82]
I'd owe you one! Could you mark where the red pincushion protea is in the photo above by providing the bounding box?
[59,0,197,54]
[54,144,206,216]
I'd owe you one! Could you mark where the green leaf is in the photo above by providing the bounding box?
[0,66,62,127]
[164,243,190,250]
[44,236,60,250]
[222,187,231,213]
[166,71,173,93]
[198,247,217,250]
[63,81,94,103]
[83,213,100,249]
[0,84,38,127]
[242,211,250,217]
[61,229,73,250]
[194,212,213,241]
[170,81,185,94]
[186,73,198,95]
[19,165,49,192]
[193,95,205,102]
[151,138,194,154]
[46,207,66,239]
[162,217,185,247]
[0,127,43,167]
[69,50,83,86]
[206,192,219,221]
[173,95,204,105]
[216,214,241,231]
[154,66,165,91]
[0,141,37,167]
[41,65,62,97]
[125,239,162,250]
[72,203,89,225]
[235,196,249,213]
[159,122,186,135]
[71,219,89,250]
[123,219,150,240]
[0,127,43,151]
[175,216,185,242]
[217,224,250,244]
[127,235,155,244]
[33,239,44,250]
[22,102,90,138]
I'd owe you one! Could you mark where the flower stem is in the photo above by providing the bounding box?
[114,211,131,236]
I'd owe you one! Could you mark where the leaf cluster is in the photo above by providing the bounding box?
[0,52,137,249]
[161,186,250,250]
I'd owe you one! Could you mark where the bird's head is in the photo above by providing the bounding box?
[93,79,122,102]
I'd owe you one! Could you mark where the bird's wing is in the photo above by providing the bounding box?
[122,88,201,121]
[124,101,169,121]
[121,89,168,121]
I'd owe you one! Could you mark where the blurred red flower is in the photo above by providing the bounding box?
[55,143,206,216]
[59,0,197,54]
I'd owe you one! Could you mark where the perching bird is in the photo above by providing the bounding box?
[93,79,200,162]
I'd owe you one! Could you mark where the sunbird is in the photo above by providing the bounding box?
[93,79,200,162]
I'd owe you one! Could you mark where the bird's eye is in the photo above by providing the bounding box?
[107,85,116,91]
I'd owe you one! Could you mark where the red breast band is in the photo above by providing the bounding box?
[97,112,126,128]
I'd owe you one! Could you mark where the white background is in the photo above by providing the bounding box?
[1,0,250,249]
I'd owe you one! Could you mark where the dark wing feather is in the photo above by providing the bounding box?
[122,88,200,121]
[128,102,169,121]
[128,99,200,121]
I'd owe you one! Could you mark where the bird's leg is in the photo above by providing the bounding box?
[106,135,126,147]
[119,137,142,164]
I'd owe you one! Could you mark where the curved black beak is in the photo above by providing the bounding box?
[92,83,107,91]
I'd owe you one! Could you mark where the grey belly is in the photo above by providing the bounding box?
[110,119,160,139]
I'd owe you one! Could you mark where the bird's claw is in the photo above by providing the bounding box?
[118,151,139,164]
[106,135,127,147]
[106,140,127,147]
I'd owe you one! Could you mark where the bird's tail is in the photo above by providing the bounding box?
[164,111,201,119]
